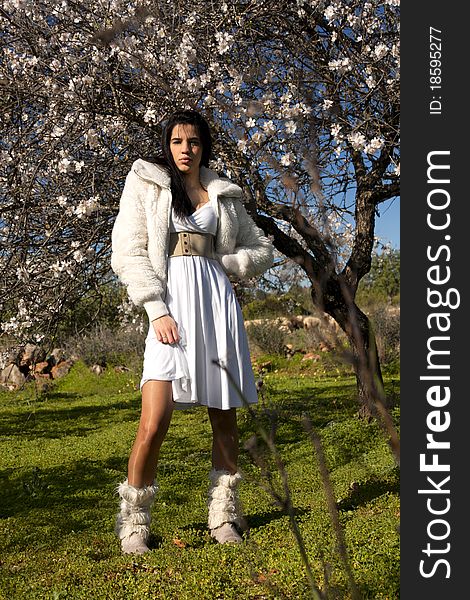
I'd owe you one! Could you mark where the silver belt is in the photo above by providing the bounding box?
[168,231,215,259]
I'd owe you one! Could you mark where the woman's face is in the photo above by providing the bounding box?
[169,123,203,175]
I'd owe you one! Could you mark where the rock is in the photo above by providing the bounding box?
[51,360,73,379]
[51,348,65,364]
[301,353,321,362]
[284,343,295,358]
[0,364,26,387]
[91,364,105,375]
[34,372,52,381]
[1,347,22,369]
[258,360,273,372]
[323,314,342,335]
[20,343,45,366]
[34,361,50,375]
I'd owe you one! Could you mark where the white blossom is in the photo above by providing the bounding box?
[280,153,294,167]
[263,120,276,136]
[251,131,265,145]
[215,31,234,54]
[144,106,158,124]
[328,58,352,74]
[0,0,399,341]
[51,125,65,138]
[285,120,297,134]
[331,123,342,140]
[58,157,72,173]
[73,249,85,262]
[1,299,32,333]
[75,195,99,218]
[374,43,389,61]
[348,131,366,151]
[324,4,341,23]
[364,137,385,155]
[237,138,248,153]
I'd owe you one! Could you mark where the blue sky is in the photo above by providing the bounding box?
[375,196,400,249]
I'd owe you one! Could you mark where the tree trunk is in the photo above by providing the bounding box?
[312,278,387,420]
[343,304,386,420]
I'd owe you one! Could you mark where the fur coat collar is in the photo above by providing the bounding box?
[132,159,243,200]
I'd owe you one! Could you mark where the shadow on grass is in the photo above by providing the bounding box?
[177,506,308,538]
[336,471,400,512]
[246,506,310,529]
[0,396,142,440]
[237,381,360,454]
[1,457,121,520]
[39,391,83,401]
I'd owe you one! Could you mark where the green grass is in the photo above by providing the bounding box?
[0,360,400,599]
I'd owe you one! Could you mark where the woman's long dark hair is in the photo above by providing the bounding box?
[152,110,213,218]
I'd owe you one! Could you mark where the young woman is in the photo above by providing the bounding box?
[111,109,274,554]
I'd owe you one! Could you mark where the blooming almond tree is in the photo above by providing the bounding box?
[0,0,399,415]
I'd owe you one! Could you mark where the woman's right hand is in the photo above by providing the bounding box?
[152,315,180,344]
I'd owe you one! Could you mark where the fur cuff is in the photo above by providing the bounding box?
[116,479,158,508]
[219,251,253,279]
[115,479,158,542]
[209,469,242,488]
[208,469,247,531]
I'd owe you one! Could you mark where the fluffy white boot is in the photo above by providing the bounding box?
[207,469,248,544]
[115,479,158,554]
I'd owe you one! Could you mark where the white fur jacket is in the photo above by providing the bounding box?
[111,159,274,322]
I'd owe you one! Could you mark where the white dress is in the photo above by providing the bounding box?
[140,203,258,410]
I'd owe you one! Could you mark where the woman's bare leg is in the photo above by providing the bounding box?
[127,380,174,487]
[207,407,238,474]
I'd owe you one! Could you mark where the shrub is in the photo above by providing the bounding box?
[62,322,146,369]
[303,326,323,351]
[368,307,400,365]
[247,321,287,355]
[242,292,310,320]
[356,248,400,306]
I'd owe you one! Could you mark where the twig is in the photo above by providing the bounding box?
[303,415,361,600]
